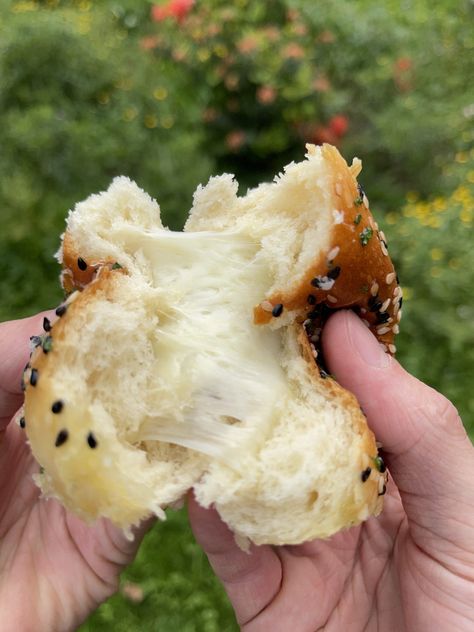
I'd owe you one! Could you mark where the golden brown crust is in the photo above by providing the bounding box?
[254,144,401,356]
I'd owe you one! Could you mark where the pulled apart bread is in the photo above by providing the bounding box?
[22,145,397,545]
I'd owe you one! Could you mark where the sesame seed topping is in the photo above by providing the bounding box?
[361,467,371,482]
[311,276,335,291]
[393,286,402,299]
[272,303,284,317]
[360,308,367,314]
[327,295,338,303]
[87,432,98,449]
[386,272,396,285]
[381,298,391,312]
[52,400,64,414]
[375,311,390,324]
[55,304,67,317]
[397,310,403,322]
[378,481,387,496]
[77,257,88,271]
[307,294,316,305]
[333,209,344,224]
[55,429,69,447]
[30,368,38,387]
[388,344,397,354]
[260,300,273,313]
[327,246,340,262]
[381,242,389,256]
[379,343,388,352]
[335,182,342,196]
[327,266,341,280]
[376,326,391,335]
[379,230,387,244]
[368,296,383,312]
[370,282,379,296]
[392,324,400,334]
[19,417,26,429]
[43,317,52,332]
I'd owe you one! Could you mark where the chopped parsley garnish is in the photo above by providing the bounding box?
[359,227,373,246]
[354,196,364,207]
[354,213,362,225]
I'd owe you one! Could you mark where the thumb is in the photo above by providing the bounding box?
[322,311,474,548]
[0,310,56,425]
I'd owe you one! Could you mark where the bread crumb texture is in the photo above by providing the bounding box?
[24,145,391,544]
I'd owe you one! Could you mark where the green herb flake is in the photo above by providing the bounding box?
[354,196,364,207]
[42,336,53,353]
[354,213,362,225]
[372,455,386,472]
[359,226,373,246]
[360,284,369,293]
[112,262,123,270]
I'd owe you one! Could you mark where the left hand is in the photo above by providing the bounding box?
[0,312,152,632]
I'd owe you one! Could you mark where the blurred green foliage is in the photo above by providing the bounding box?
[0,0,473,630]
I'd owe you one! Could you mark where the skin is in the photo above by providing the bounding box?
[0,310,473,631]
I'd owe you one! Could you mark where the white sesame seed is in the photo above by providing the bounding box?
[397,309,403,322]
[381,242,389,256]
[261,301,273,312]
[335,182,342,196]
[378,476,386,494]
[370,282,379,296]
[381,298,391,312]
[393,286,402,299]
[392,324,400,334]
[327,246,340,262]
[377,326,391,335]
[333,209,344,224]
[312,349,318,359]
[379,342,388,352]
[303,319,311,327]
[386,272,396,285]
[327,295,338,303]
[360,307,367,314]
[379,230,387,243]
[363,194,369,208]
[388,344,397,354]
[310,334,319,343]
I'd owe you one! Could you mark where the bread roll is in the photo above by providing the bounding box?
[22,144,395,544]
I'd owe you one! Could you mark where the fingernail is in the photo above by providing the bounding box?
[346,312,391,368]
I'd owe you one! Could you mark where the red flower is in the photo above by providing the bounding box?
[329,114,349,138]
[151,0,194,24]
[395,57,412,72]
[311,125,338,146]
[226,130,246,152]
[168,0,194,22]
[151,4,169,21]
[257,85,277,105]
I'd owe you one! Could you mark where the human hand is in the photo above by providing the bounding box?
[0,313,152,632]
[189,310,474,631]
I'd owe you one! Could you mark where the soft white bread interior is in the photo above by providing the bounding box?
[23,145,395,544]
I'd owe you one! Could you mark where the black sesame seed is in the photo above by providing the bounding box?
[307,309,320,320]
[30,368,38,387]
[30,335,43,347]
[19,417,26,429]
[327,266,341,280]
[396,274,400,284]
[55,304,67,317]
[272,303,284,318]
[307,294,316,305]
[51,400,64,414]
[43,317,52,332]
[87,432,98,449]
[368,296,383,312]
[311,277,322,288]
[378,483,387,496]
[398,297,403,309]
[77,257,88,271]
[375,311,390,324]
[55,429,69,447]
[319,369,329,379]
[361,467,372,482]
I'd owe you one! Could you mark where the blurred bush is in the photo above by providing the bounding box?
[0,0,213,319]
[143,0,474,200]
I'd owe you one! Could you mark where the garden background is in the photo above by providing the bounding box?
[0,0,473,629]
